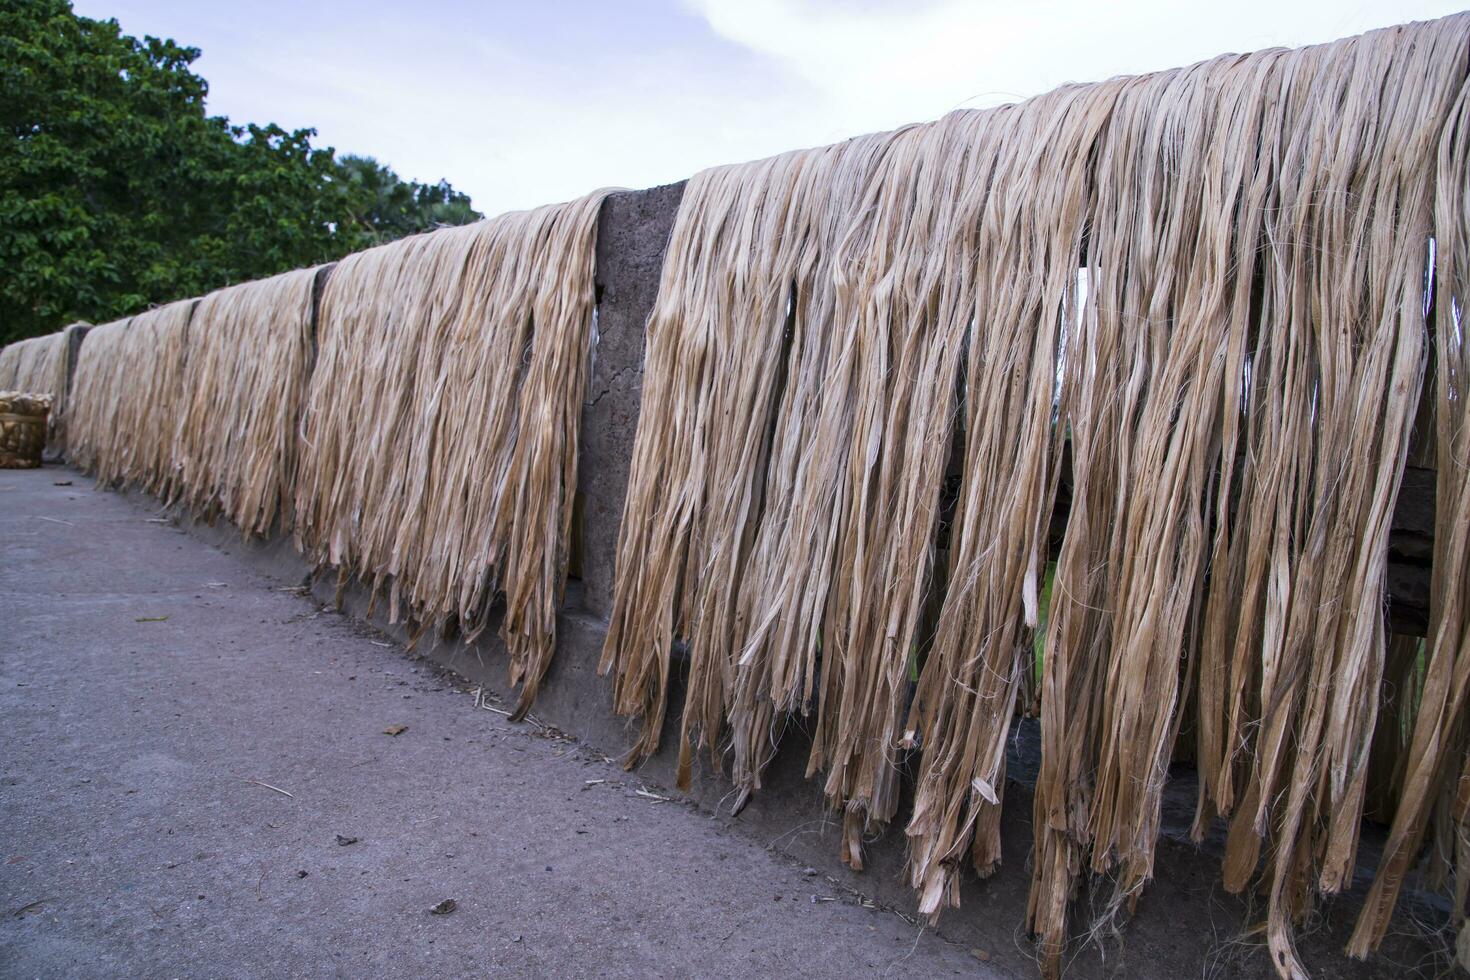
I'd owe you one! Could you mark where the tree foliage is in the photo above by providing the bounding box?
[0,0,481,343]
[337,155,479,246]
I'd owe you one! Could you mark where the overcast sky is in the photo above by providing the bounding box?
[72,0,1469,217]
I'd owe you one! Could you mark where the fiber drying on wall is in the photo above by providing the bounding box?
[599,13,1470,979]
[1033,22,1469,976]
[63,317,129,477]
[0,332,64,394]
[600,130,899,777]
[169,267,323,537]
[293,191,610,717]
[1349,57,1470,958]
[0,326,83,450]
[68,302,194,490]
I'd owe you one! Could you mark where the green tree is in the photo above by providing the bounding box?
[0,0,481,343]
[338,155,480,245]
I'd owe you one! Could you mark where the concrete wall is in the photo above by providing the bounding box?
[78,182,1440,978]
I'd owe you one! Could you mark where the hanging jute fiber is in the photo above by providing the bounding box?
[293,190,610,718]
[0,333,63,394]
[1347,36,1470,962]
[599,129,901,782]
[68,301,194,489]
[169,267,322,537]
[0,324,87,453]
[599,12,1470,979]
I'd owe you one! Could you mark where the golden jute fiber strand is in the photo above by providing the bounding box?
[903,78,1120,922]
[169,267,321,537]
[1181,20,1465,978]
[810,112,1003,869]
[601,12,1470,979]
[1348,46,1470,958]
[1024,20,1469,975]
[1031,44,1304,974]
[599,130,905,780]
[68,301,194,489]
[293,191,610,716]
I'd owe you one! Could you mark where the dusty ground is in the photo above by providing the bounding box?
[0,465,994,979]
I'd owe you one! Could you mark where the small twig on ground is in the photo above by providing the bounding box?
[36,516,75,526]
[9,898,52,918]
[883,925,927,977]
[472,686,514,716]
[243,778,295,799]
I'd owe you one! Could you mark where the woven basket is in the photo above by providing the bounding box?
[0,391,53,468]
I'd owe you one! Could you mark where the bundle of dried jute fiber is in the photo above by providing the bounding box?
[1138,18,1469,980]
[803,111,1004,871]
[0,392,52,412]
[1027,48,1295,976]
[169,266,323,537]
[599,128,904,781]
[600,78,1107,869]
[722,127,921,818]
[988,17,1468,977]
[50,323,90,454]
[293,190,610,717]
[1348,44,1470,962]
[0,326,85,452]
[901,77,1124,923]
[68,301,194,489]
[0,391,53,468]
[600,11,1470,979]
[0,332,63,394]
[65,317,130,475]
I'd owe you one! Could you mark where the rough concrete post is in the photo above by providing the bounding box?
[46,322,94,461]
[62,322,91,396]
[575,181,686,620]
[308,263,335,353]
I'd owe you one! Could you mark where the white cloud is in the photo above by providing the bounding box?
[682,0,1470,136]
